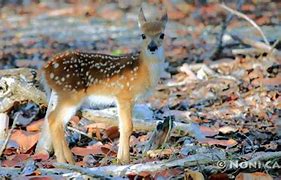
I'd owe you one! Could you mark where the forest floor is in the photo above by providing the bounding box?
[0,1,280,179]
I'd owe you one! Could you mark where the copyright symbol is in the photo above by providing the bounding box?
[217,161,226,169]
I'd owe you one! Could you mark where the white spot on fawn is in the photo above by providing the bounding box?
[50,73,54,79]
[53,63,59,68]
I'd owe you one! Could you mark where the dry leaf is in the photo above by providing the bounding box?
[105,126,119,140]
[86,123,107,130]
[209,173,229,180]
[69,116,81,127]
[32,153,49,161]
[200,126,219,137]
[10,130,39,153]
[235,172,273,180]
[1,153,29,167]
[185,170,204,180]
[138,171,151,178]
[219,126,237,134]
[199,138,238,148]
[71,143,103,156]
[146,149,173,158]
[26,119,44,132]
[261,75,281,86]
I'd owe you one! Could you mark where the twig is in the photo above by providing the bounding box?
[220,3,270,45]
[208,0,244,60]
[67,126,92,138]
[268,38,281,56]
[232,48,261,55]
[0,113,19,156]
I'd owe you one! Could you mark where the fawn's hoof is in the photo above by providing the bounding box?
[117,151,130,164]
[55,152,75,164]
[54,142,75,164]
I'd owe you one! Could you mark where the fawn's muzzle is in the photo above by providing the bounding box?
[148,41,158,52]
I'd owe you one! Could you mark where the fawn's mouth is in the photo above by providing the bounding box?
[148,49,157,54]
[146,49,158,55]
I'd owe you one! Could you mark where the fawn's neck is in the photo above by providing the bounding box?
[139,46,165,89]
[140,46,165,64]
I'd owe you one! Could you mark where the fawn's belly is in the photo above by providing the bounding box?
[84,95,116,107]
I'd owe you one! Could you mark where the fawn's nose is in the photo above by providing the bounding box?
[148,41,158,52]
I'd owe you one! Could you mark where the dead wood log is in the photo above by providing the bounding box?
[81,108,205,140]
[0,77,47,113]
[0,68,38,81]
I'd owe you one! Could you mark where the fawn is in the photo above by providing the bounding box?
[36,7,168,164]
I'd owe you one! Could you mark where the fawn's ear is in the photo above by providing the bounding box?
[160,7,168,28]
[138,7,146,28]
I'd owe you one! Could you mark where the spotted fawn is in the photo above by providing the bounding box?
[36,7,168,164]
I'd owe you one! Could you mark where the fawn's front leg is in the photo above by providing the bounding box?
[48,103,78,164]
[117,98,134,164]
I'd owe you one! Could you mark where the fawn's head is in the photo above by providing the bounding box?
[138,7,168,55]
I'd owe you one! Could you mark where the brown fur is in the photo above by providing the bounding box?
[141,21,164,36]
[44,51,140,93]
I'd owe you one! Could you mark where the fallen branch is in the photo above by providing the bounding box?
[67,126,92,138]
[231,35,281,57]
[55,152,225,177]
[82,108,205,140]
[220,3,270,45]
[54,163,112,179]
[0,166,71,178]
[248,151,281,163]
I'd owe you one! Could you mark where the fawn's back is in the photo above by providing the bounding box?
[44,50,157,103]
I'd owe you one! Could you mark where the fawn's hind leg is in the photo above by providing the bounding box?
[36,91,58,154]
[48,102,79,164]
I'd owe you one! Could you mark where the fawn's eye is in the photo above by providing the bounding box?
[141,34,146,39]
[159,33,165,39]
